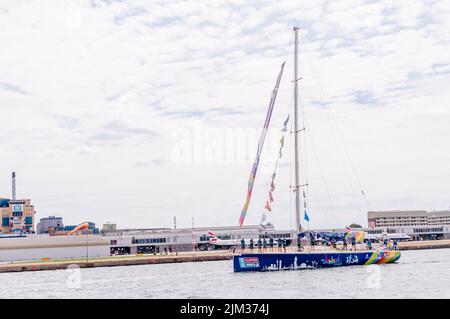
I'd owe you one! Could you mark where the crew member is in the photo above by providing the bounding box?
[351,237,356,251]
[240,238,246,252]
[310,233,316,251]
[277,238,282,252]
[331,237,337,250]
[297,233,303,251]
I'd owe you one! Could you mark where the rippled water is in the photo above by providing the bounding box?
[1,249,449,298]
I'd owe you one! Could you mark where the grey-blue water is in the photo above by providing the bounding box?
[0,249,449,298]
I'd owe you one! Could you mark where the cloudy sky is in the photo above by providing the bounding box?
[1,0,449,230]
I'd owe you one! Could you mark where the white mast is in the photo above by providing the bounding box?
[293,27,302,241]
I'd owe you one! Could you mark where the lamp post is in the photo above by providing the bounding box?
[86,228,89,263]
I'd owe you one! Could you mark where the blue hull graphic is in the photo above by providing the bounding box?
[233,250,401,272]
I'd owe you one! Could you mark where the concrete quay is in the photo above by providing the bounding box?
[397,239,450,250]
[0,251,233,273]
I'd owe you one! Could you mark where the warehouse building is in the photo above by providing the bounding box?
[0,234,110,262]
[36,216,64,234]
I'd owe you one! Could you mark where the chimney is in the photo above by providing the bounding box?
[12,172,16,200]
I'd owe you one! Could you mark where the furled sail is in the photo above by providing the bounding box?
[257,115,290,230]
[239,62,286,226]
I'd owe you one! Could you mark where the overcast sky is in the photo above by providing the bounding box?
[1,0,449,230]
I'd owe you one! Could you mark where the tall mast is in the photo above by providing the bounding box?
[293,27,302,237]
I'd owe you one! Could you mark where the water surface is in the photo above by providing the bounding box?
[0,249,449,298]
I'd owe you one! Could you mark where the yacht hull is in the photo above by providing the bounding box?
[233,250,401,272]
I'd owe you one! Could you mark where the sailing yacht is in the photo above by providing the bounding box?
[233,27,401,272]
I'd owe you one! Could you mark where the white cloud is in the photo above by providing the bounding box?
[0,0,449,229]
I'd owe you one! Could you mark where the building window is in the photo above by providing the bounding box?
[132,237,167,244]
[200,235,208,241]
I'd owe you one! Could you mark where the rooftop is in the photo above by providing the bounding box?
[368,210,450,217]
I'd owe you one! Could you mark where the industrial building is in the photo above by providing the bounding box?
[0,234,110,262]
[365,225,450,241]
[368,210,450,228]
[36,216,99,235]
[0,199,36,234]
[101,223,293,255]
[0,172,36,234]
[367,210,450,240]
[36,216,64,234]
[100,215,450,255]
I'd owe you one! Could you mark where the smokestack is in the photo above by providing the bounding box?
[12,172,16,200]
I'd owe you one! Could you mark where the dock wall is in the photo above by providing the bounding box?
[398,239,450,250]
[0,252,233,273]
